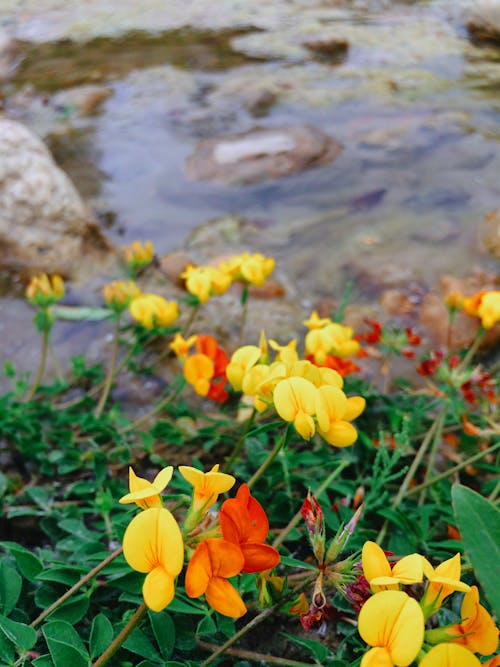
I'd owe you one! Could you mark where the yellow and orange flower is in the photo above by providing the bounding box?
[219,483,280,573]
[185,538,246,618]
[420,553,470,619]
[26,273,65,307]
[179,464,235,531]
[123,240,154,272]
[181,264,232,303]
[103,280,141,312]
[446,585,499,655]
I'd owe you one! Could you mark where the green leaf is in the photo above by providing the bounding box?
[32,656,55,667]
[51,305,113,321]
[280,631,329,663]
[42,620,89,667]
[149,610,175,659]
[89,613,114,659]
[279,556,317,571]
[0,614,37,651]
[0,562,22,616]
[0,542,43,581]
[36,566,84,586]
[196,615,216,638]
[46,594,90,624]
[122,625,162,661]
[167,596,206,615]
[452,484,500,617]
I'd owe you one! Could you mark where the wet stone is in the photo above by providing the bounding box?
[185,125,342,185]
[410,218,460,244]
[467,2,500,46]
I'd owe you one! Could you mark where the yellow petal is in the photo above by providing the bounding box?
[205,577,247,618]
[315,385,348,430]
[419,644,481,667]
[143,566,175,612]
[122,507,183,576]
[392,553,423,584]
[362,542,392,583]
[294,411,316,440]
[153,466,174,491]
[360,647,393,667]
[358,590,424,666]
[318,421,358,447]
[273,377,317,422]
[179,465,204,488]
[344,396,366,421]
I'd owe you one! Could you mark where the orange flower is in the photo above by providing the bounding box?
[219,484,280,573]
[185,538,246,618]
[183,335,229,402]
[448,586,499,655]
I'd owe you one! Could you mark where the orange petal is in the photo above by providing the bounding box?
[205,577,247,618]
[240,543,280,573]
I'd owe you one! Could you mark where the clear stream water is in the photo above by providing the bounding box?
[0,0,499,378]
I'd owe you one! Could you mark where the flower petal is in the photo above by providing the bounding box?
[205,577,247,618]
[143,566,175,612]
[122,507,183,576]
[319,421,358,447]
[419,644,481,667]
[358,590,424,666]
[392,553,423,584]
[185,541,211,598]
[344,396,366,421]
[153,466,174,491]
[362,541,391,582]
[240,543,280,573]
[360,647,393,667]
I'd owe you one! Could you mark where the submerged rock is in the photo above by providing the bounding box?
[185,125,342,185]
[467,2,500,46]
[0,118,110,276]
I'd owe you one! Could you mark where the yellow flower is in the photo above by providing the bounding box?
[103,280,141,312]
[420,553,470,618]
[419,644,481,667]
[26,273,65,307]
[129,294,179,328]
[303,310,332,330]
[119,466,173,509]
[273,376,318,440]
[123,240,154,271]
[477,290,500,329]
[170,333,198,360]
[358,590,424,667]
[462,290,500,329]
[268,339,299,364]
[315,385,365,447]
[179,464,235,530]
[447,585,499,655]
[181,264,232,303]
[362,541,423,592]
[122,507,183,612]
[220,252,274,287]
[226,345,262,391]
[183,353,214,396]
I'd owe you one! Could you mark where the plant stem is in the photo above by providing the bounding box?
[197,641,316,666]
[406,440,500,497]
[94,316,121,418]
[92,603,147,667]
[118,376,185,434]
[272,460,350,549]
[31,547,123,628]
[183,302,200,337]
[247,423,293,488]
[199,574,316,667]
[24,327,49,402]
[418,410,447,507]
[238,287,249,345]
[458,328,485,371]
[376,412,443,545]
[488,476,500,502]
[223,407,256,473]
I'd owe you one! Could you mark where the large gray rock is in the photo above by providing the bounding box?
[185,125,342,185]
[0,118,110,274]
[467,2,500,45]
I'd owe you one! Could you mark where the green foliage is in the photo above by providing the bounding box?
[452,484,500,617]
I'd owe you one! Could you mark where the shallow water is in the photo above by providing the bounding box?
[1,0,499,378]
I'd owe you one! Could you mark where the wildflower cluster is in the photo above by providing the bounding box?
[353,541,499,667]
[225,331,365,446]
[120,464,280,618]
